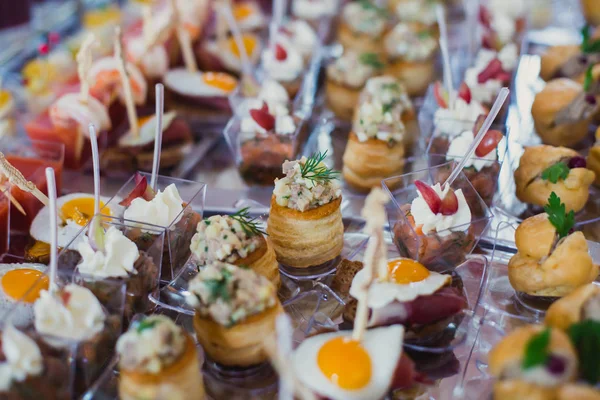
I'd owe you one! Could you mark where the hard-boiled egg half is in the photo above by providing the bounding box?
[293,325,405,400]
[349,258,451,309]
[163,68,238,98]
[0,263,48,326]
[232,1,266,32]
[205,33,262,74]
[30,193,115,249]
[118,111,178,147]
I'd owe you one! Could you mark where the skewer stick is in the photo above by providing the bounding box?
[140,6,174,56]
[150,84,164,192]
[114,27,139,138]
[217,2,254,79]
[89,123,101,216]
[269,0,286,54]
[0,152,49,206]
[46,167,58,294]
[437,4,454,109]
[142,5,153,46]
[352,188,389,342]
[443,87,509,187]
[0,184,26,215]
[77,34,96,104]
[170,0,198,73]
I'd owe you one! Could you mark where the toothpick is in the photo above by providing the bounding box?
[217,2,254,79]
[0,153,49,206]
[77,34,96,104]
[151,84,164,192]
[352,188,389,342]
[263,315,317,400]
[269,0,286,54]
[114,27,139,138]
[437,4,454,109]
[140,6,174,56]
[45,167,58,294]
[0,183,26,215]
[170,0,198,73]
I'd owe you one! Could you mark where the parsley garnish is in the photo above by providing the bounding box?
[568,320,600,384]
[204,270,232,302]
[358,0,385,15]
[544,192,575,239]
[541,162,570,183]
[382,99,398,114]
[381,83,400,91]
[522,328,551,369]
[581,24,600,53]
[359,53,384,69]
[300,151,340,184]
[230,207,267,237]
[136,318,159,333]
[584,65,594,92]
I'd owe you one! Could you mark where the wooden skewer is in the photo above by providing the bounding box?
[76,34,96,104]
[170,0,198,73]
[114,27,139,138]
[0,183,26,215]
[0,152,49,206]
[140,5,174,57]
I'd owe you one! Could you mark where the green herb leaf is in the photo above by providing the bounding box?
[522,328,551,370]
[544,192,575,239]
[541,162,570,184]
[204,278,230,302]
[300,151,340,184]
[568,320,600,384]
[381,82,401,91]
[359,53,384,69]
[358,0,385,15]
[581,24,600,53]
[230,207,267,237]
[382,99,398,114]
[584,65,594,92]
[136,318,159,333]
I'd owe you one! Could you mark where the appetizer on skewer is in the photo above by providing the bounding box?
[383,23,438,97]
[187,261,283,368]
[267,153,344,269]
[190,209,280,287]
[508,193,599,298]
[337,1,388,55]
[531,77,597,148]
[343,76,415,192]
[116,315,205,400]
[325,51,385,120]
[514,145,595,213]
[546,284,600,331]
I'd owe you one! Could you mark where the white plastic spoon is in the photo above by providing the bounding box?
[46,167,58,294]
[151,83,164,192]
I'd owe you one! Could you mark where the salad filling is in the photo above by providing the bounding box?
[327,51,384,89]
[342,1,387,37]
[384,24,438,62]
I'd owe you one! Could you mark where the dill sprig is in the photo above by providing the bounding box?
[231,207,267,237]
[300,151,339,184]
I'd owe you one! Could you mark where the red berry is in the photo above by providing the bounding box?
[38,43,49,55]
[458,82,471,104]
[477,59,502,84]
[440,188,459,215]
[415,180,441,214]
[274,43,287,61]
[475,129,504,157]
[250,102,275,131]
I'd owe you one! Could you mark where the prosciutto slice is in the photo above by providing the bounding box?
[369,286,467,327]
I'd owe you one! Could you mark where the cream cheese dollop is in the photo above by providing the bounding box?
[410,183,472,236]
[34,284,105,343]
[77,226,140,278]
[0,325,43,390]
[292,0,338,21]
[446,130,504,171]
[258,79,290,105]
[433,97,487,138]
[464,44,518,104]
[124,184,184,231]
[282,20,318,60]
[262,41,304,82]
[116,315,186,374]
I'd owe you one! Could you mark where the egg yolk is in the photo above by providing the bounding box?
[2,269,49,303]
[61,198,109,226]
[138,115,153,128]
[317,337,372,390]
[202,72,238,93]
[233,4,253,20]
[0,91,12,108]
[229,35,257,59]
[388,258,430,284]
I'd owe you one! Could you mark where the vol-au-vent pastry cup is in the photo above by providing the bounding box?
[581,0,600,26]
[336,1,388,55]
[385,58,436,98]
[539,45,581,82]
[545,283,600,331]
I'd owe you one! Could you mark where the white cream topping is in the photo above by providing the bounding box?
[489,0,527,20]
[49,93,111,133]
[395,0,438,26]
[292,0,338,20]
[384,24,438,61]
[464,44,518,104]
[126,36,169,79]
[491,13,516,44]
[124,184,184,231]
[446,130,504,171]
[283,20,318,60]
[273,157,342,212]
[258,79,290,105]
[190,215,261,264]
[34,284,105,343]
[239,98,296,140]
[498,43,519,71]
[327,51,380,89]
[163,68,237,97]
[0,325,43,390]
[118,111,177,147]
[262,40,304,82]
[433,97,487,138]
[342,2,386,36]
[116,315,186,374]
[88,57,148,105]
[77,226,140,279]
[410,183,472,237]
